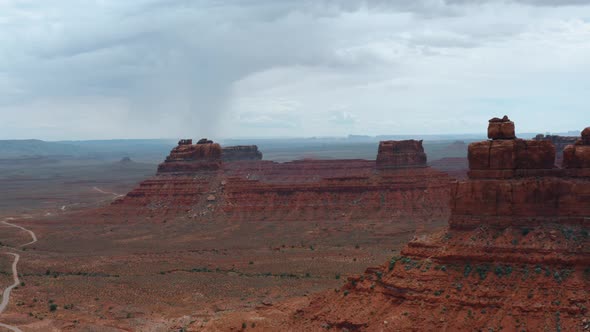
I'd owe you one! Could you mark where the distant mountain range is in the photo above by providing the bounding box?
[0,131,580,162]
[0,139,177,162]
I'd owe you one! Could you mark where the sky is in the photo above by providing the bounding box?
[1,0,590,140]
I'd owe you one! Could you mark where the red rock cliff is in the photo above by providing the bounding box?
[116,140,451,223]
[288,118,590,332]
[376,140,427,169]
[156,138,222,173]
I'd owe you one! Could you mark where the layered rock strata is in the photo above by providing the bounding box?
[116,139,451,222]
[291,119,590,331]
[488,115,516,139]
[376,140,427,169]
[156,138,222,173]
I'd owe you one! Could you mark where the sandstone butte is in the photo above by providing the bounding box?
[273,117,590,331]
[113,138,452,223]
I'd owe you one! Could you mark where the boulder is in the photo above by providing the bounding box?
[487,115,516,140]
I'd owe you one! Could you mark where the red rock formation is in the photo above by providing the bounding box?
[376,140,427,169]
[534,134,578,166]
[284,117,590,331]
[563,127,590,171]
[156,138,222,173]
[116,140,452,222]
[222,145,263,162]
[487,115,515,139]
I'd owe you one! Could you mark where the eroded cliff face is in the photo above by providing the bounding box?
[376,140,427,169]
[287,119,590,331]
[115,139,452,222]
[157,139,222,173]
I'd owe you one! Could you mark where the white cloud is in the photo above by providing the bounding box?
[0,0,590,139]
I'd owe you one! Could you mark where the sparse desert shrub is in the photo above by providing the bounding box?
[388,257,398,271]
[49,304,57,312]
[464,263,472,277]
[376,271,382,280]
[476,264,490,280]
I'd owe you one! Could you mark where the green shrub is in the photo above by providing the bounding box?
[388,257,398,271]
[464,263,472,277]
[476,265,490,280]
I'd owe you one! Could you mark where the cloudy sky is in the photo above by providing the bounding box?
[1,0,590,140]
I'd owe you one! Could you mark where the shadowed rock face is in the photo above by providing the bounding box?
[376,140,427,169]
[222,145,263,161]
[286,117,590,332]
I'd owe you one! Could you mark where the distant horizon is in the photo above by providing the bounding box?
[0,129,582,143]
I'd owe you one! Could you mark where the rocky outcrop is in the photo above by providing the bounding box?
[376,140,427,169]
[487,115,515,139]
[116,140,452,222]
[563,127,590,172]
[156,139,222,173]
[469,119,556,179]
[222,145,263,162]
[287,117,590,332]
[534,134,579,165]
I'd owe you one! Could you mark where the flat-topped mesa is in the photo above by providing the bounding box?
[376,140,427,169]
[468,116,556,179]
[157,138,222,174]
[222,145,263,162]
[563,127,590,175]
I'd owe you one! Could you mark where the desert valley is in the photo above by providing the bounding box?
[0,117,587,331]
